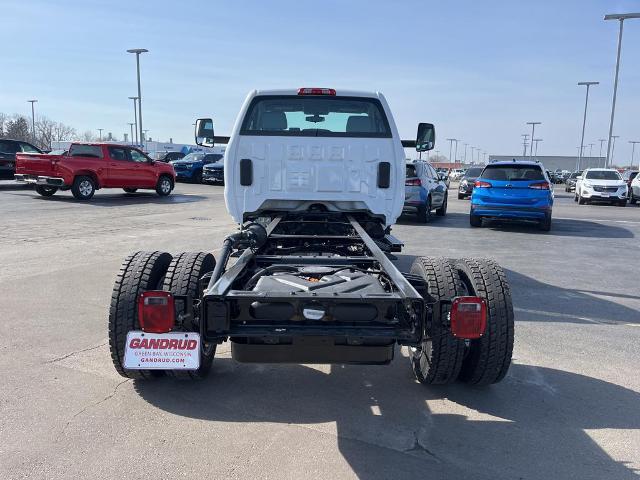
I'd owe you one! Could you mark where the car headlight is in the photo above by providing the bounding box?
[582,182,592,188]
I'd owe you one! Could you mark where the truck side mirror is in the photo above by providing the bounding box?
[416,123,435,152]
[195,118,215,147]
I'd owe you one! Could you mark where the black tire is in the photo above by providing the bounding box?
[192,170,202,184]
[469,214,482,227]
[458,193,465,200]
[631,194,637,205]
[71,175,95,200]
[109,251,173,379]
[618,200,627,207]
[408,257,465,385]
[163,252,216,380]
[35,185,57,197]
[435,194,447,216]
[123,188,138,193]
[453,258,514,386]
[156,175,173,196]
[578,192,586,205]
[417,197,432,223]
[538,213,552,232]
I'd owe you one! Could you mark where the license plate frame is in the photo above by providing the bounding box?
[123,331,201,370]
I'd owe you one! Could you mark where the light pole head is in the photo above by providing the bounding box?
[526,122,541,126]
[604,13,640,21]
[127,48,149,54]
[27,99,38,103]
[578,81,599,86]
[128,96,139,100]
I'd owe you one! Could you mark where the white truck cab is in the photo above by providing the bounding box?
[195,88,434,226]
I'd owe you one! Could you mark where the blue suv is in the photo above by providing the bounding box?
[170,153,223,183]
[470,161,553,231]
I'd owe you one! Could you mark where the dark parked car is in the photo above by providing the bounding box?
[171,152,223,183]
[564,171,583,192]
[202,158,224,184]
[0,139,42,179]
[622,170,638,199]
[457,166,484,199]
[156,151,185,163]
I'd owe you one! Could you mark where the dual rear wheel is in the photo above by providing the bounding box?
[108,250,216,380]
[408,257,514,386]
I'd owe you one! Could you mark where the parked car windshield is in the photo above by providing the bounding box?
[241,95,391,138]
[481,164,544,181]
[406,165,417,178]
[585,170,621,180]
[570,171,582,179]
[180,153,205,162]
[464,167,483,177]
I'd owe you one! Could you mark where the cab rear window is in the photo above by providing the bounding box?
[406,165,417,178]
[240,95,391,138]
[69,145,103,158]
[481,164,544,181]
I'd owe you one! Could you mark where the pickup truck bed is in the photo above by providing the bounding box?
[15,143,176,200]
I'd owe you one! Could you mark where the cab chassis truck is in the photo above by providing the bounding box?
[109,88,513,385]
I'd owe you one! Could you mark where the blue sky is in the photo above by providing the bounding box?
[2,0,640,163]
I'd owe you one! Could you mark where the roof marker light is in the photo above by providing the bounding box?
[298,88,336,96]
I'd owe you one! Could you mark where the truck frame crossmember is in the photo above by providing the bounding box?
[197,212,434,364]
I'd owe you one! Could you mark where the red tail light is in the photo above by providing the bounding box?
[529,182,550,190]
[405,178,422,186]
[138,291,175,333]
[298,88,336,96]
[450,296,487,339]
[474,180,492,188]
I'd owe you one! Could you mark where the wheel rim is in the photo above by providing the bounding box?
[79,180,92,197]
[160,178,171,193]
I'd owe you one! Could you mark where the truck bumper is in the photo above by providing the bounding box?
[15,174,65,187]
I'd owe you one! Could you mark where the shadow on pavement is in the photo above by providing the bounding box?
[393,254,638,325]
[134,359,640,480]
[30,192,206,206]
[506,268,639,325]
[397,210,634,238]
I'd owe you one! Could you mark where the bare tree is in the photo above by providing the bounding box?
[52,121,76,143]
[0,113,7,138]
[80,130,98,142]
[35,116,56,150]
[5,116,31,141]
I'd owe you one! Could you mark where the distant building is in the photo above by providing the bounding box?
[488,155,604,171]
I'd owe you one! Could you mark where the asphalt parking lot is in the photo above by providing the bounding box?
[1,180,639,480]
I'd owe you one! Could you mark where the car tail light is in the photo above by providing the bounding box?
[298,88,336,96]
[138,291,175,333]
[405,178,422,186]
[529,182,550,190]
[474,180,492,188]
[450,296,487,339]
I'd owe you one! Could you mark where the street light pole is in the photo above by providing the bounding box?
[471,146,476,164]
[611,135,620,166]
[629,141,640,168]
[576,81,599,171]
[526,122,541,160]
[27,99,37,144]
[598,139,606,166]
[463,143,468,163]
[98,128,103,141]
[128,123,135,145]
[128,96,139,144]
[446,138,456,163]
[604,13,640,167]
[453,139,459,164]
[127,48,148,150]
[521,134,529,157]
[533,139,542,159]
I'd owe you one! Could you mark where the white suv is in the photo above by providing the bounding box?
[630,173,640,205]
[575,168,627,206]
[195,88,430,227]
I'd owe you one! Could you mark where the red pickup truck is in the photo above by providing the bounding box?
[15,143,176,200]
